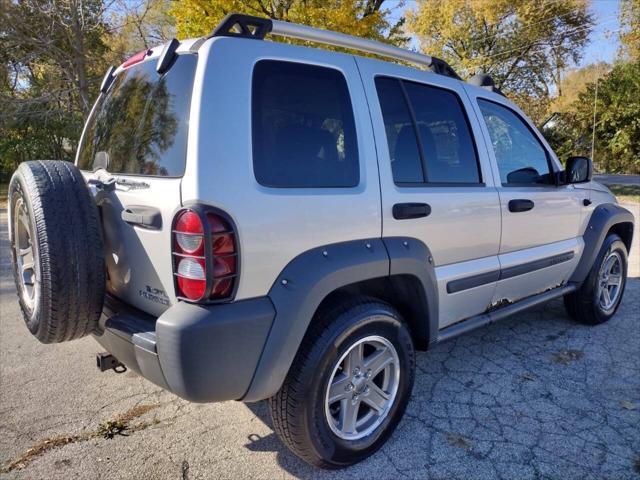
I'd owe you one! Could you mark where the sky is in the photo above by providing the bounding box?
[388,0,622,69]
[581,0,621,66]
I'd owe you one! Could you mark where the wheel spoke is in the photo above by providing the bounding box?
[328,373,351,403]
[13,198,38,311]
[603,256,617,273]
[344,342,364,374]
[340,398,360,434]
[602,287,612,307]
[362,383,389,414]
[21,261,34,274]
[18,209,30,231]
[364,347,393,376]
[325,336,401,440]
[607,274,622,286]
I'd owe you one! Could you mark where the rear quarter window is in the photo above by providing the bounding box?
[251,60,359,188]
[77,54,197,177]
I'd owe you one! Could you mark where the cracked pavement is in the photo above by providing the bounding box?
[1,204,639,480]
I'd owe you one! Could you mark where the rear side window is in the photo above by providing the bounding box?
[252,60,359,188]
[375,77,481,185]
[77,54,197,176]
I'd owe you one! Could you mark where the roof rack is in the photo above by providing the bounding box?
[468,73,505,97]
[208,13,461,81]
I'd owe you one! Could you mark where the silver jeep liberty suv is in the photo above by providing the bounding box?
[9,13,634,468]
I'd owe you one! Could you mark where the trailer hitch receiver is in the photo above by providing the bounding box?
[96,352,127,373]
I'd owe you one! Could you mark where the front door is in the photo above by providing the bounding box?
[469,93,584,303]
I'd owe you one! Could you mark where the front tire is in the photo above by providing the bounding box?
[564,233,628,325]
[269,297,415,468]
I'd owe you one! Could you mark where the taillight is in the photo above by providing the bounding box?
[172,208,238,302]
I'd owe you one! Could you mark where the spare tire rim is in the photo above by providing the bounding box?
[597,251,623,312]
[324,335,400,441]
[13,197,39,313]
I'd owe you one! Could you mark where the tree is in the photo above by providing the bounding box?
[620,0,640,60]
[586,60,640,173]
[0,0,111,179]
[406,0,593,121]
[170,0,407,46]
[105,0,175,64]
[543,60,640,174]
[0,0,172,180]
[551,61,610,113]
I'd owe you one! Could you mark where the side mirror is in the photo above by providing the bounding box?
[565,156,593,184]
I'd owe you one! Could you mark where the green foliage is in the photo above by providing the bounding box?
[0,0,110,181]
[105,0,174,65]
[170,0,407,46]
[544,60,640,174]
[1,0,637,180]
[552,62,610,113]
[620,0,640,60]
[405,0,593,121]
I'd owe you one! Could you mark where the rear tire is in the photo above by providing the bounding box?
[8,160,105,343]
[564,233,628,325]
[269,297,415,468]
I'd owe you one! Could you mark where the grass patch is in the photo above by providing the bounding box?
[608,184,640,204]
[1,403,160,473]
[3,435,80,472]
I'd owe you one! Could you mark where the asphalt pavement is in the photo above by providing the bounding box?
[1,205,639,480]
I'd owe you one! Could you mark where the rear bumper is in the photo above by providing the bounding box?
[93,295,275,402]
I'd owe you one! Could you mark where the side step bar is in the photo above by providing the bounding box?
[437,284,577,343]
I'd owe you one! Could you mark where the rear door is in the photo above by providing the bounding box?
[77,53,198,316]
[467,90,584,303]
[356,58,502,329]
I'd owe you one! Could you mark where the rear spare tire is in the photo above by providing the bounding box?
[8,160,105,343]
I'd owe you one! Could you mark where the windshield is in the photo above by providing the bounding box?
[77,54,197,177]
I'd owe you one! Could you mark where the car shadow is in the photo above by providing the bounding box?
[240,279,640,478]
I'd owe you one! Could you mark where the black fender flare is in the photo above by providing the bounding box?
[242,237,437,401]
[382,237,439,348]
[570,203,634,284]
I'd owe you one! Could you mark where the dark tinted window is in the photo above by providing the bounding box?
[375,77,424,183]
[478,99,552,185]
[252,60,359,188]
[78,55,197,176]
[403,81,480,183]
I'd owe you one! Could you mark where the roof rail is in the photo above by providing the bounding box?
[208,13,461,81]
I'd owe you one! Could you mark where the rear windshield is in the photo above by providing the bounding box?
[77,54,197,177]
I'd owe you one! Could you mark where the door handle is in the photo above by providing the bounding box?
[392,202,431,220]
[121,206,162,229]
[508,199,534,213]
